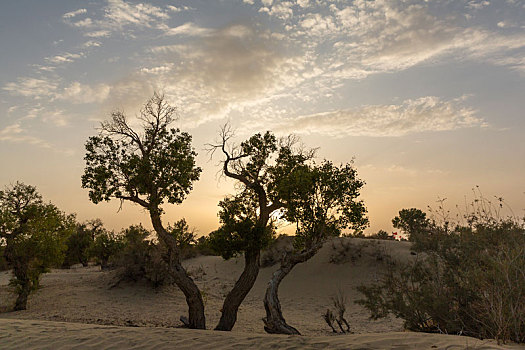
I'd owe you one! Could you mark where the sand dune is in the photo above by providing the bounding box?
[0,238,521,349]
[0,318,515,350]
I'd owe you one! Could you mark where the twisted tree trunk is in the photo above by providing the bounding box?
[215,249,260,331]
[263,245,322,335]
[150,212,206,329]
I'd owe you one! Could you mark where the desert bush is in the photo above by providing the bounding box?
[115,225,152,281]
[357,212,525,344]
[323,289,351,333]
[91,230,124,269]
[193,236,216,257]
[114,221,201,288]
[328,239,363,264]
[260,235,293,268]
[113,225,173,287]
[368,230,393,240]
[63,222,96,267]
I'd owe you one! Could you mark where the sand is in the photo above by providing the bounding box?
[0,238,521,349]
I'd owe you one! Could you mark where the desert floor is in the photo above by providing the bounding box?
[0,238,521,349]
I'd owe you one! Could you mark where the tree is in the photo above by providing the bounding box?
[63,221,97,267]
[90,227,124,269]
[81,93,204,328]
[0,182,75,310]
[207,128,314,331]
[392,208,429,241]
[263,161,368,334]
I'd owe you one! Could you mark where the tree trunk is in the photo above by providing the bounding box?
[263,261,300,335]
[263,245,322,335]
[14,280,31,311]
[150,212,206,329]
[215,249,260,331]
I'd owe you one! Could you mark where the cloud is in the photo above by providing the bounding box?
[58,82,111,104]
[269,96,485,137]
[167,5,194,13]
[0,123,52,148]
[147,23,308,125]
[0,123,74,154]
[262,0,525,79]
[64,0,171,35]
[45,52,83,64]
[162,22,212,37]
[62,8,87,19]
[3,77,58,98]
[84,30,111,38]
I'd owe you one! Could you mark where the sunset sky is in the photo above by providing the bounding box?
[1,0,524,236]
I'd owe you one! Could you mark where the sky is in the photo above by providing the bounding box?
[0,0,524,236]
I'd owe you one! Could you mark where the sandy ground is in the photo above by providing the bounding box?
[0,238,521,349]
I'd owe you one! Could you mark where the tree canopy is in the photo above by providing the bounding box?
[0,182,75,310]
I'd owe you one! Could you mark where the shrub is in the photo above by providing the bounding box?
[328,239,363,264]
[323,289,351,333]
[114,221,200,288]
[357,215,525,344]
[91,230,124,269]
[369,230,391,240]
[260,235,293,268]
[63,223,95,267]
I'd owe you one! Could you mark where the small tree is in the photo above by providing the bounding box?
[207,128,314,331]
[63,221,96,267]
[81,93,204,328]
[392,208,429,241]
[263,161,368,334]
[0,182,75,310]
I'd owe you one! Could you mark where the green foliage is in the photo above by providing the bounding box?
[168,219,197,260]
[115,224,153,282]
[90,229,124,269]
[392,208,429,241]
[0,182,75,310]
[368,230,392,240]
[357,214,525,344]
[63,221,100,267]
[81,92,201,212]
[114,221,202,287]
[209,132,317,261]
[279,160,368,252]
[209,192,275,260]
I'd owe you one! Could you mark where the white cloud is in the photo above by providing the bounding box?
[3,77,58,99]
[84,30,111,38]
[62,8,87,19]
[58,82,111,104]
[0,123,52,149]
[269,96,485,137]
[45,52,83,64]
[162,22,212,37]
[65,0,172,35]
[167,5,194,13]
[71,18,94,28]
[82,40,101,48]
[147,23,309,125]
